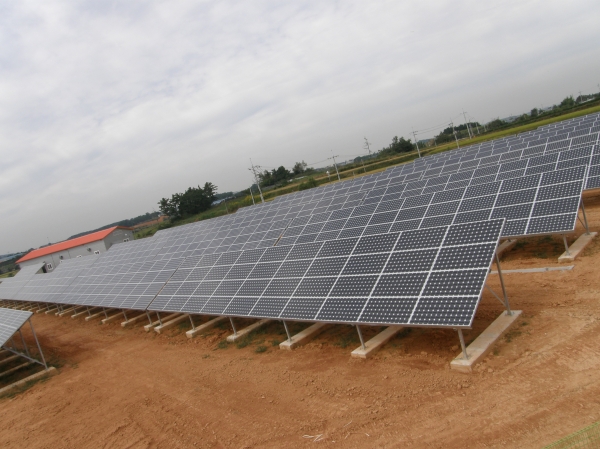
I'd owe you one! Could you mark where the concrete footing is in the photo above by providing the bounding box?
[351,326,403,359]
[227,319,270,342]
[0,355,20,367]
[186,316,228,339]
[44,306,59,315]
[121,313,148,328]
[154,314,187,334]
[85,309,113,322]
[101,311,125,325]
[279,322,329,350]
[144,312,180,332]
[72,307,96,319]
[450,310,522,373]
[0,367,57,396]
[558,232,597,263]
[57,306,77,317]
[0,362,32,379]
[60,306,83,317]
[496,239,517,256]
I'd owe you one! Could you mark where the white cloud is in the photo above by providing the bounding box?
[1,0,599,252]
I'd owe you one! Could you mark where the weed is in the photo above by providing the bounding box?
[520,321,529,327]
[335,332,358,349]
[493,348,500,356]
[216,340,229,350]
[270,339,281,347]
[533,251,548,259]
[255,346,267,353]
[236,336,251,349]
[504,329,522,343]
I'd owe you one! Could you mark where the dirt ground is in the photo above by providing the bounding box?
[2,193,600,449]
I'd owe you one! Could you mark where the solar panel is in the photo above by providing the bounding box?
[0,307,32,347]
[149,219,504,328]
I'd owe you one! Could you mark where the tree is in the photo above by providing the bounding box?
[292,161,308,175]
[560,96,576,109]
[530,108,538,118]
[158,182,218,219]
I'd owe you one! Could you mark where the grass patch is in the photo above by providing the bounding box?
[216,340,229,350]
[504,329,522,343]
[270,339,281,346]
[255,345,267,353]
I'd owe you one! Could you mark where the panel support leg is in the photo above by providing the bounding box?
[103,308,108,319]
[563,235,571,256]
[157,312,163,327]
[146,311,153,325]
[18,329,30,358]
[87,307,91,317]
[283,321,292,343]
[580,198,590,235]
[495,253,512,315]
[457,329,468,360]
[29,318,48,370]
[189,315,196,330]
[123,310,128,321]
[356,325,365,350]
[229,317,237,336]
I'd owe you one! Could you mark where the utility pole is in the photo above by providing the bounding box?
[249,158,265,203]
[363,137,371,155]
[249,185,256,205]
[328,153,341,181]
[411,128,422,158]
[451,120,460,149]
[462,111,473,138]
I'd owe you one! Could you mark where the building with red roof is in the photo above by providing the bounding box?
[16,226,133,272]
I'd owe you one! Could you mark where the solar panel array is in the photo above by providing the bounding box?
[1,112,598,330]
[0,307,32,347]
[0,263,45,300]
[150,219,504,327]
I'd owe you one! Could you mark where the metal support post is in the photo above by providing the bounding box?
[356,325,366,350]
[103,308,108,319]
[457,329,468,360]
[29,319,48,370]
[495,253,512,315]
[18,329,31,358]
[146,311,153,325]
[229,317,237,336]
[87,306,91,317]
[189,315,196,330]
[123,310,128,321]
[157,312,163,326]
[580,199,590,235]
[283,321,292,343]
[562,235,571,255]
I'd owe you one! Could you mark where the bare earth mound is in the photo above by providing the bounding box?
[2,193,600,449]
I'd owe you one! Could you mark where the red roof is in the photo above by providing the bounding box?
[16,226,133,264]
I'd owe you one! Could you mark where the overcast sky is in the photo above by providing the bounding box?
[1,0,599,254]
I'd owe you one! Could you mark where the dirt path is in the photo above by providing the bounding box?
[2,194,600,449]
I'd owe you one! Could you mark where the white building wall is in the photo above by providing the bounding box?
[18,228,133,272]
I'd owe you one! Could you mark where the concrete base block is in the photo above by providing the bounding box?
[450,310,522,373]
[0,355,20,367]
[351,326,403,359]
[0,367,58,396]
[45,307,59,315]
[85,309,113,322]
[186,316,228,339]
[279,322,329,350]
[144,312,180,332]
[56,306,76,317]
[0,362,32,379]
[60,306,83,317]
[558,232,597,263]
[36,305,53,314]
[496,239,517,256]
[72,307,96,319]
[227,319,270,342]
[101,311,125,325]
[154,314,187,334]
[121,313,149,328]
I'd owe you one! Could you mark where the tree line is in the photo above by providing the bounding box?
[158,182,218,220]
[257,161,313,188]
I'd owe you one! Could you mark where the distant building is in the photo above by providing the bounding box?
[16,226,133,272]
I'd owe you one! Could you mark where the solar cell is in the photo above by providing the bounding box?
[0,307,32,347]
